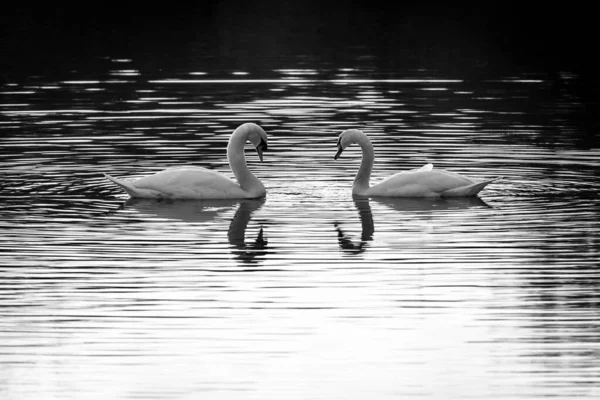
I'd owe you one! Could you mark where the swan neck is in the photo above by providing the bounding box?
[354,135,374,194]
[227,128,264,196]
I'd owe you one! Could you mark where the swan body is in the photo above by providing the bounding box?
[334,129,499,197]
[105,123,268,199]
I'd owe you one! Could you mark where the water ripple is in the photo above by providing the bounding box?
[1,68,599,400]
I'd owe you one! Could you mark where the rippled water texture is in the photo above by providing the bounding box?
[1,10,600,400]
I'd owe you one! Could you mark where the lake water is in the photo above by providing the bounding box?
[1,6,600,400]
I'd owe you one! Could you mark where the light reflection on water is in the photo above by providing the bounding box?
[1,64,599,399]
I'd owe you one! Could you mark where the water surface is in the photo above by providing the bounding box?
[1,22,599,400]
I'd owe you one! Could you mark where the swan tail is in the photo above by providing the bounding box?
[441,177,501,197]
[104,173,147,198]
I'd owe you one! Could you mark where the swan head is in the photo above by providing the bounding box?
[334,129,365,160]
[235,123,268,162]
[248,124,268,162]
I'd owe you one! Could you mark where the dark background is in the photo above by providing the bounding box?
[1,2,598,78]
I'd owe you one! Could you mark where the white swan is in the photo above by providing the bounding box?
[105,122,268,199]
[334,129,499,197]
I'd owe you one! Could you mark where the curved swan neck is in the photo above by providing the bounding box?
[353,134,374,194]
[227,125,265,196]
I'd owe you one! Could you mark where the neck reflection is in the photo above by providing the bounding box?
[227,198,268,264]
[334,196,374,255]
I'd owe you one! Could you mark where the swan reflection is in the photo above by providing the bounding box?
[125,197,268,264]
[227,199,268,264]
[371,195,490,212]
[125,198,243,222]
[335,195,490,255]
[334,196,374,255]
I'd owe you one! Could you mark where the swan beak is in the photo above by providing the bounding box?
[334,145,344,160]
[256,139,267,162]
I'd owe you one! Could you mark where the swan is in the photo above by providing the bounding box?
[334,129,499,197]
[104,123,268,199]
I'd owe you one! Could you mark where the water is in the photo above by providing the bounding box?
[1,7,600,400]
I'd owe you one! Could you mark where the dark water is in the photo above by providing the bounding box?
[1,5,600,400]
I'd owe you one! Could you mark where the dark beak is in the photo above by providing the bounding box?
[334,145,344,160]
[256,139,267,162]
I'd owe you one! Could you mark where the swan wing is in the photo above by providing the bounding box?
[441,177,501,197]
[132,167,247,199]
[104,173,157,198]
[371,169,476,197]
[415,163,433,172]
